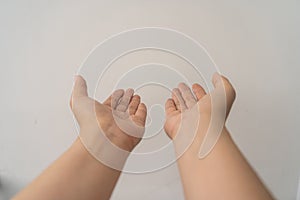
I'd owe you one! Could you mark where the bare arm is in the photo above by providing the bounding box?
[13,138,125,200]
[176,127,273,200]
[14,75,147,200]
[164,73,274,200]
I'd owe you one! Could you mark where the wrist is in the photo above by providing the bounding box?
[172,115,210,153]
[80,126,136,152]
[75,129,131,170]
[174,122,227,159]
[104,132,136,152]
[71,138,100,165]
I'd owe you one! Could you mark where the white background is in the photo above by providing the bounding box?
[0,0,300,199]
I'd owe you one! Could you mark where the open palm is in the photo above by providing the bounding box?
[164,74,235,140]
[71,76,147,151]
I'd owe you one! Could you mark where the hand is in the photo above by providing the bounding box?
[70,75,147,152]
[164,73,236,141]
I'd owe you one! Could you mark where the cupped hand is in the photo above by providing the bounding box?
[164,73,236,140]
[70,75,147,152]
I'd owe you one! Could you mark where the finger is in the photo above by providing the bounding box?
[212,73,235,96]
[135,103,147,125]
[178,82,197,108]
[111,89,124,109]
[72,75,88,98]
[172,88,187,111]
[129,95,141,115]
[212,72,224,88]
[165,98,177,115]
[212,72,234,89]
[172,90,180,110]
[212,72,236,107]
[116,88,134,112]
[192,83,206,100]
[103,95,112,106]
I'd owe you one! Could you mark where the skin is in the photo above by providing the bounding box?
[164,73,274,200]
[14,73,274,200]
[13,75,147,200]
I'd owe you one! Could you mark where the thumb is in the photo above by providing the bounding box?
[212,72,234,93]
[212,72,224,89]
[212,72,236,109]
[72,75,88,98]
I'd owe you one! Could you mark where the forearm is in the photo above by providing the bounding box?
[176,127,274,200]
[13,138,124,200]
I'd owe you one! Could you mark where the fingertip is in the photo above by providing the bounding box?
[115,88,124,93]
[192,83,201,90]
[132,94,141,100]
[165,98,177,114]
[213,72,221,78]
[74,74,82,81]
[136,102,147,125]
[172,88,180,96]
[140,102,147,109]
[192,83,206,100]
[212,73,234,92]
[129,95,141,107]
[212,72,222,87]
[115,88,134,112]
[220,76,236,99]
[126,88,134,94]
[74,75,86,85]
[73,75,88,97]
[128,95,141,115]
[111,89,124,109]
[166,97,173,102]
[171,88,178,100]
[165,98,173,106]
[113,89,124,96]
[124,88,134,100]
[136,102,147,115]
[212,73,236,106]
[178,82,187,88]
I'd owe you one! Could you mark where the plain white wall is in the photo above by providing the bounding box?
[0,0,300,199]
